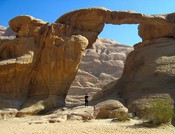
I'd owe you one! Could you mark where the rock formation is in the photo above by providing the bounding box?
[66,38,133,106]
[94,100,128,120]
[1,7,175,117]
[0,25,16,40]
[93,37,175,115]
[0,16,89,116]
[0,26,6,35]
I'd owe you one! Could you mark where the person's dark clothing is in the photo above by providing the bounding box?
[85,95,89,107]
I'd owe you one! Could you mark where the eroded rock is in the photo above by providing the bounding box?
[1,8,175,117]
[94,100,128,120]
[128,94,174,117]
[68,106,94,120]
[66,38,133,106]
[93,38,175,118]
[0,16,89,116]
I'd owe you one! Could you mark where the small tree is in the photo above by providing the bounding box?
[142,97,174,126]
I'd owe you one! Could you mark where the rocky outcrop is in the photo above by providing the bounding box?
[26,100,128,123]
[1,8,175,117]
[128,94,174,118]
[0,16,88,116]
[120,38,175,111]
[92,38,175,115]
[66,38,133,106]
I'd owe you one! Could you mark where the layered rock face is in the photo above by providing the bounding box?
[93,37,175,115]
[0,26,6,35]
[1,8,175,116]
[0,25,16,40]
[0,16,88,116]
[121,38,175,113]
[66,38,133,106]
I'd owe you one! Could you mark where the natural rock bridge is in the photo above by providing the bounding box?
[0,8,175,116]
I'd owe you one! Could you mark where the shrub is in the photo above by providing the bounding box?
[142,97,174,126]
[114,112,129,121]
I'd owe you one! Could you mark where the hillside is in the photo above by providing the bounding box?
[66,38,133,106]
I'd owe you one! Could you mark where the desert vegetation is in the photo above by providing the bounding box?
[141,97,174,126]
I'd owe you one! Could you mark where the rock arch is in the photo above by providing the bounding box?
[0,8,175,116]
[55,8,175,47]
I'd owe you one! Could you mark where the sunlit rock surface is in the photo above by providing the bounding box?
[1,8,175,117]
[66,38,133,106]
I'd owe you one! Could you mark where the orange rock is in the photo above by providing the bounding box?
[1,7,175,117]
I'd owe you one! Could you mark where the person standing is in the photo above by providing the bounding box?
[85,94,89,107]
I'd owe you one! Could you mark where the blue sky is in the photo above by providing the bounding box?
[1,0,175,46]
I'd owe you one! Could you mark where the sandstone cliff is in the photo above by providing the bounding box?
[0,28,133,107]
[92,37,175,116]
[0,16,89,116]
[66,38,133,106]
[1,8,175,117]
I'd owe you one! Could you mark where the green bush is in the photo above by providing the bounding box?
[115,112,129,121]
[142,97,174,126]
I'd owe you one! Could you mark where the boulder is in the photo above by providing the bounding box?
[0,108,18,120]
[67,106,94,120]
[128,94,174,118]
[94,100,128,120]
[32,106,94,122]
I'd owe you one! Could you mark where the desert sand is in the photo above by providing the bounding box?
[0,117,175,134]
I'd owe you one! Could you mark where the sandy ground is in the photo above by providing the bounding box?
[0,117,175,134]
